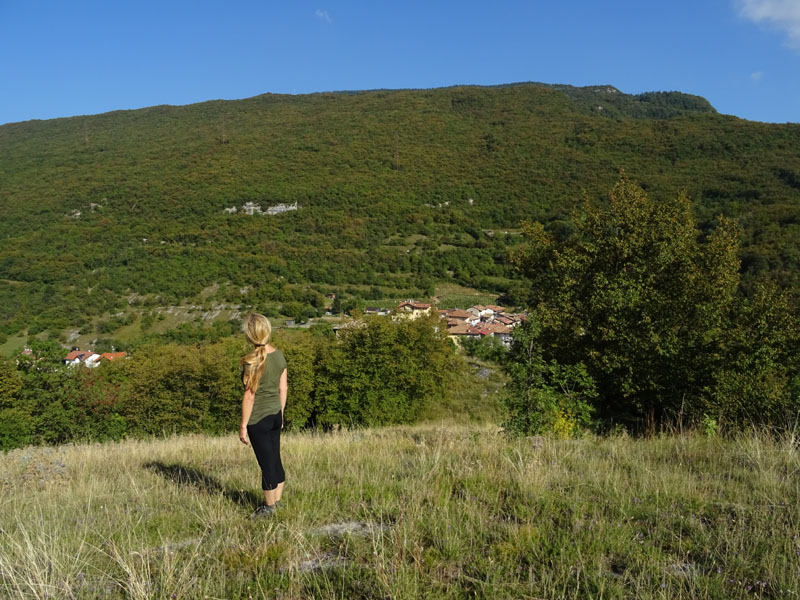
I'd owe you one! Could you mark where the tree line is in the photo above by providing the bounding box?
[3,173,800,451]
[0,316,461,451]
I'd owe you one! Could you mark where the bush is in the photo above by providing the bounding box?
[502,319,596,436]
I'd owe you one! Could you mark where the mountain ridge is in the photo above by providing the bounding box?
[1,81,718,127]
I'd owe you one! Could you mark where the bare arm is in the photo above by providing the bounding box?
[240,388,255,445]
[279,368,288,428]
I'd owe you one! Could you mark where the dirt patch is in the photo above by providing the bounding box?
[308,520,389,538]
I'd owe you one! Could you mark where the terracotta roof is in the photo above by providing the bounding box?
[397,301,431,310]
[448,309,473,319]
[448,323,479,336]
[483,323,512,334]
[100,352,127,361]
[64,350,98,362]
[486,305,506,312]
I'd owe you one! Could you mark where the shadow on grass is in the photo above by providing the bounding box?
[144,462,261,510]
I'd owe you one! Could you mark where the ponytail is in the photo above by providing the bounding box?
[240,314,272,392]
[241,345,269,392]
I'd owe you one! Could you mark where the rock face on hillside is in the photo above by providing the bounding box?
[541,83,717,118]
[223,202,299,215]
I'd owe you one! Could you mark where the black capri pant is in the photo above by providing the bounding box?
[247,411,285,490]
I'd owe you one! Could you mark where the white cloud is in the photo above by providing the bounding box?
[315,9,332,24]
[737,0,800,47]
[750,70,764,81]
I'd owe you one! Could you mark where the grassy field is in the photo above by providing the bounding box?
[0,332,27,357]
[1,425,798,599]
[432,283,499,310]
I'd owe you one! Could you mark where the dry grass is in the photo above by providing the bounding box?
[1,426,798,598]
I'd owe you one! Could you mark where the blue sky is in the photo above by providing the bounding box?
[1,0,799,125]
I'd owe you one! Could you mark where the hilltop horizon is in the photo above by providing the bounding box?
[1,81,725,127]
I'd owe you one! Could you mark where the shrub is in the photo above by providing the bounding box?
[502,319,596,436]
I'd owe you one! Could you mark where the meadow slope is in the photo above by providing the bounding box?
[1,425,798,599]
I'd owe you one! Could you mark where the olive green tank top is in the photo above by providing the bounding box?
[246,349,287,425]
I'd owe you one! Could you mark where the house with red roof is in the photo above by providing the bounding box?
[395,301,433,320]
[63,349,100,367]
[481,322,513,345]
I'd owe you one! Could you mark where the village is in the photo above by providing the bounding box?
[57,301,525,367]
[62,349,128,367]
[392,300,526,346]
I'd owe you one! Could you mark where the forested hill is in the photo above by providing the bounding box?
[1,83,799,338]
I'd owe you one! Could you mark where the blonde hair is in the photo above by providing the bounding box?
[240,313,272,392]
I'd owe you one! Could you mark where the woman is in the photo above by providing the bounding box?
[239,313,288,518]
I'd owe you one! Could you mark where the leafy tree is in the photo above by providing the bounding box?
[118,341,240,436]
[281,301,315,323]
[709,281,800,428]
[0,356,29,450]
[510,175,740,431]
[0,407,32,450]
[273,330,318,429]
[314,315,458,427]
[0,355,22,407]
[461,334,508,363]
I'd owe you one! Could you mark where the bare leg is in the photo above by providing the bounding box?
[262,482,284,506]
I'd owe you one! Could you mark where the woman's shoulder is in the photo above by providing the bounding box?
[267,346,287,364]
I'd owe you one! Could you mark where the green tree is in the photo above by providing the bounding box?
[118,341,240,436]
[709,281,800,428]
[314,315,458,427]
[461,334,508,363]
[273,330,318,429]
[0,356,23,407]
[0,356,30,450]
[510,175,740,431]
